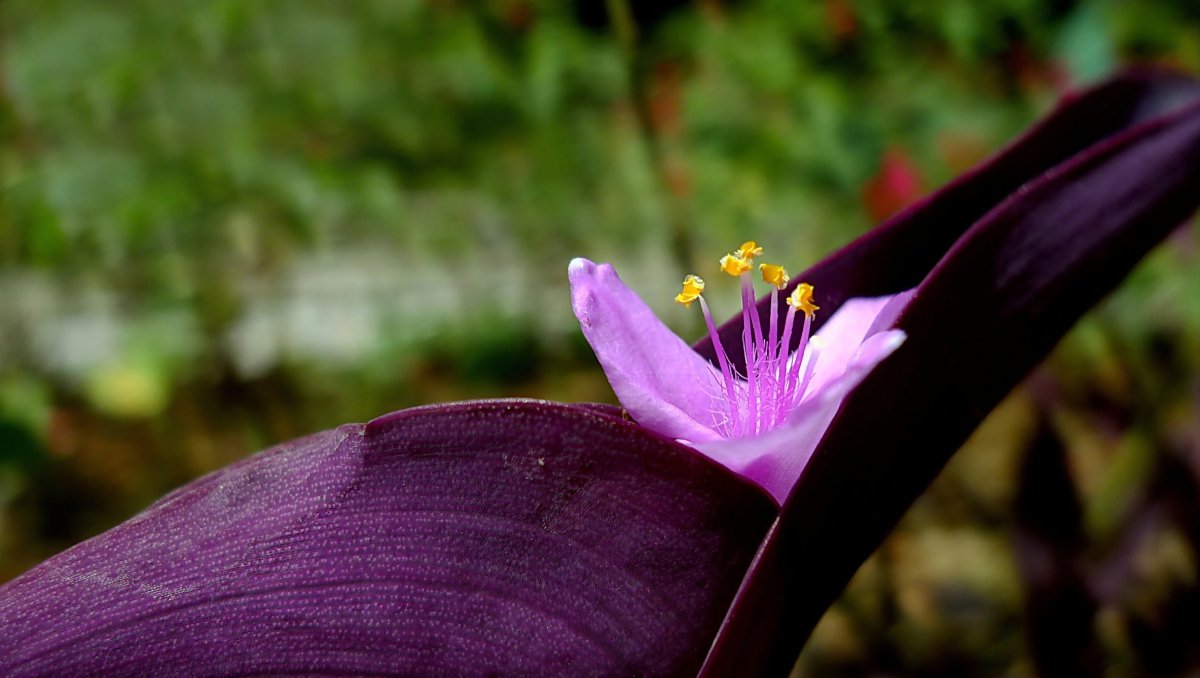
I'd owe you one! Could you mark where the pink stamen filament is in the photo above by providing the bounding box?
[791,341,820,412]
[698,296,740,434]
[766,290,780,426]
[745,277,766,353]
[782,311,813,407]
[775,304,797,427]
[739,274,760,435]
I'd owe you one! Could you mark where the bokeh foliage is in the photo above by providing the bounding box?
[1,0,1198,674]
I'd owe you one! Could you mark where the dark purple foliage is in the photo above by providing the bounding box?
[700,70,1200,676]
[0,401,773,676]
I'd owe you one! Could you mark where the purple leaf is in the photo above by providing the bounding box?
[0,400,774,676]
[700,71,1200,676]
[696,70,1200,364]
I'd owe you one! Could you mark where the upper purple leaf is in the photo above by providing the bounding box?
[0,400,774,676]
[700,70,1200,676]
[696,69,1200,364]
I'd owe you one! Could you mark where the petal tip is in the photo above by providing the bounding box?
[881,329,907,351]
[569,259,622,329]
[569,257,617,283]
[854,328,907,366]
[568,257,595,277]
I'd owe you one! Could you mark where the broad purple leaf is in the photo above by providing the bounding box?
[696,70,1200,363]
[0,400,774,676]
[700,71,1200,676]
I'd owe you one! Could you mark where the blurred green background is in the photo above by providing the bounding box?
[2,0,1199,674]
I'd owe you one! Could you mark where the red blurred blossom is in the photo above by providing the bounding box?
[824,0,856,41]
[861,148,925,222]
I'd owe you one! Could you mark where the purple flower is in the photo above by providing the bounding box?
[569,250,909,502]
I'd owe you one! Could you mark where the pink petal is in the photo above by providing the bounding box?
[800,293,906,399]
[695,329,906,502]
[569,258,724,443]
[865,289,916,336]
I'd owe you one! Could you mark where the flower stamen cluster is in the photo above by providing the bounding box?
[675,241,821,438]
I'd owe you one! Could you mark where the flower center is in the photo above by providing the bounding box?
[675,241,821,439]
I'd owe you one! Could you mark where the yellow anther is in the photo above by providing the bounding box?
[759,263,789,290]
[720,254,752,277]
[787,282,820,318]
[675,274,706,308]
[735,240,763,259]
